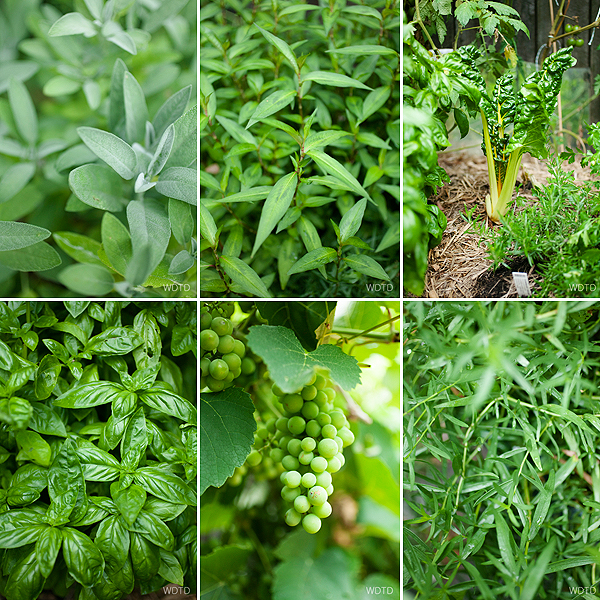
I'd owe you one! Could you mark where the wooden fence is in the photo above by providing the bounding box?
[430,0,600,126]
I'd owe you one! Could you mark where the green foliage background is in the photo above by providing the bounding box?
[0,0,197,298]
[200,1,400,298]
[404,301,600,599]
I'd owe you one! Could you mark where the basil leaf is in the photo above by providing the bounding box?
[84,326,143,356]
[35,526,62,577]
[0,512,46,548]
[130,532,160,581]
[130,509,174,551]
[158,548,184,586]
[4,547,45,600]
[111,483,146,527]
[62,527,105,586]
[139,388,196,422]
[54,380,128,408]
[16,431,52,468]
[134,467,196,505]
[76,439,122,481]
[95,514,130,568]
[120,408,147,470]
[34,355,61,400]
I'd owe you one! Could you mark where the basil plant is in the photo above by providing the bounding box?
[0,301,197,600]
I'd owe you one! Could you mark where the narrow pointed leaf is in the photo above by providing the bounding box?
[288,247,337,276]
[254,24,299,74]
[344,255,390,280]
[9,79,38,146]
[307,150,373,202]
[247,90,296,128]
[303,71,372,90]
[252,172,297,257]
[220,256,272,298]
[339,199,367,243]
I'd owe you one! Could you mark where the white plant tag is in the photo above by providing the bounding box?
[512,272,531,297]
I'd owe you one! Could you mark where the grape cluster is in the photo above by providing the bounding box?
[200,302,254,392]
[269,372,355,534]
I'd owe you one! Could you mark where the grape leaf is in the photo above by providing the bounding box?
[255,302,336,351]
[199,388,256,494]
[246,326,361,393]
[273,543,360,600]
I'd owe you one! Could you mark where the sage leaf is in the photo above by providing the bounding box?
[77,127,137,180]
[0,222,50,251]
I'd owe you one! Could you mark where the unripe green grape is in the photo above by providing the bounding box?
[307,485,328,506]
[217,334,235,355]
[200,376,207,390]
[318,438,338,459]
[336,452,346,467]
[314,374,327,390]
[200,329,219,352]
[232,368,242,379]
[306,420,321,438]
[280,471,288,485]
[325,484,334,495]
[285,508,302,527]
[229,472,243,486]
[287,416,306,435]
[282,394,303,414]
[338,427,355,447]
[209,359,229,381]
[311,501,332,519]
[324,387,336,401]
[246,450,262,467]
[279,435,292,450]
[293,495,310,514]
[301,472,317,488]
[298,450,314,465]
[224,372,235,383]
[314,391,328,407]
[272,383,285,396]
[232,339,246,358]
[321,424,337,439]
[282,455,299,471]
[276,418,289,433]
[330,410,345,429]
[270,448,284,462]
[283,470,301,488]
[207,377,225,392]
[301,437,316,452]
[266,418,277,434]
[200,357,210,377]
[310,456,328,473]
[306,371,317,386]
[200,312,212,330]
[211,316,233,336]
[315,471,332,488]
[301,385,317,401]
[287,438,302,457]
[241,357,256,375]
[316,412,331,427]
[301,401,319,420]
[274,429,285,441]
[282,486,301,502]
[256,424,269,440]
[302,514,321,534]
[222,354,241,374]
[326,456,341,473]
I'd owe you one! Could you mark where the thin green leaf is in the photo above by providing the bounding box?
[327,45,397,56]
[528,470,556,541]
[307,150,373,203]
[247,90,296,129]
[303,71,372,91]
[339,199,367,243]
[200,204,218,247]
[215,115,257,146]
[252,172,298,257]
[288,247,337,276]
[254,23,299,75]
[303,131,351,153]
[220,255,272,298]
[520,538,557,600]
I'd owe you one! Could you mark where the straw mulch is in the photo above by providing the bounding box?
[414,150,591,298]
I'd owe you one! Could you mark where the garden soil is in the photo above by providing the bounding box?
[411,149,593,298]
